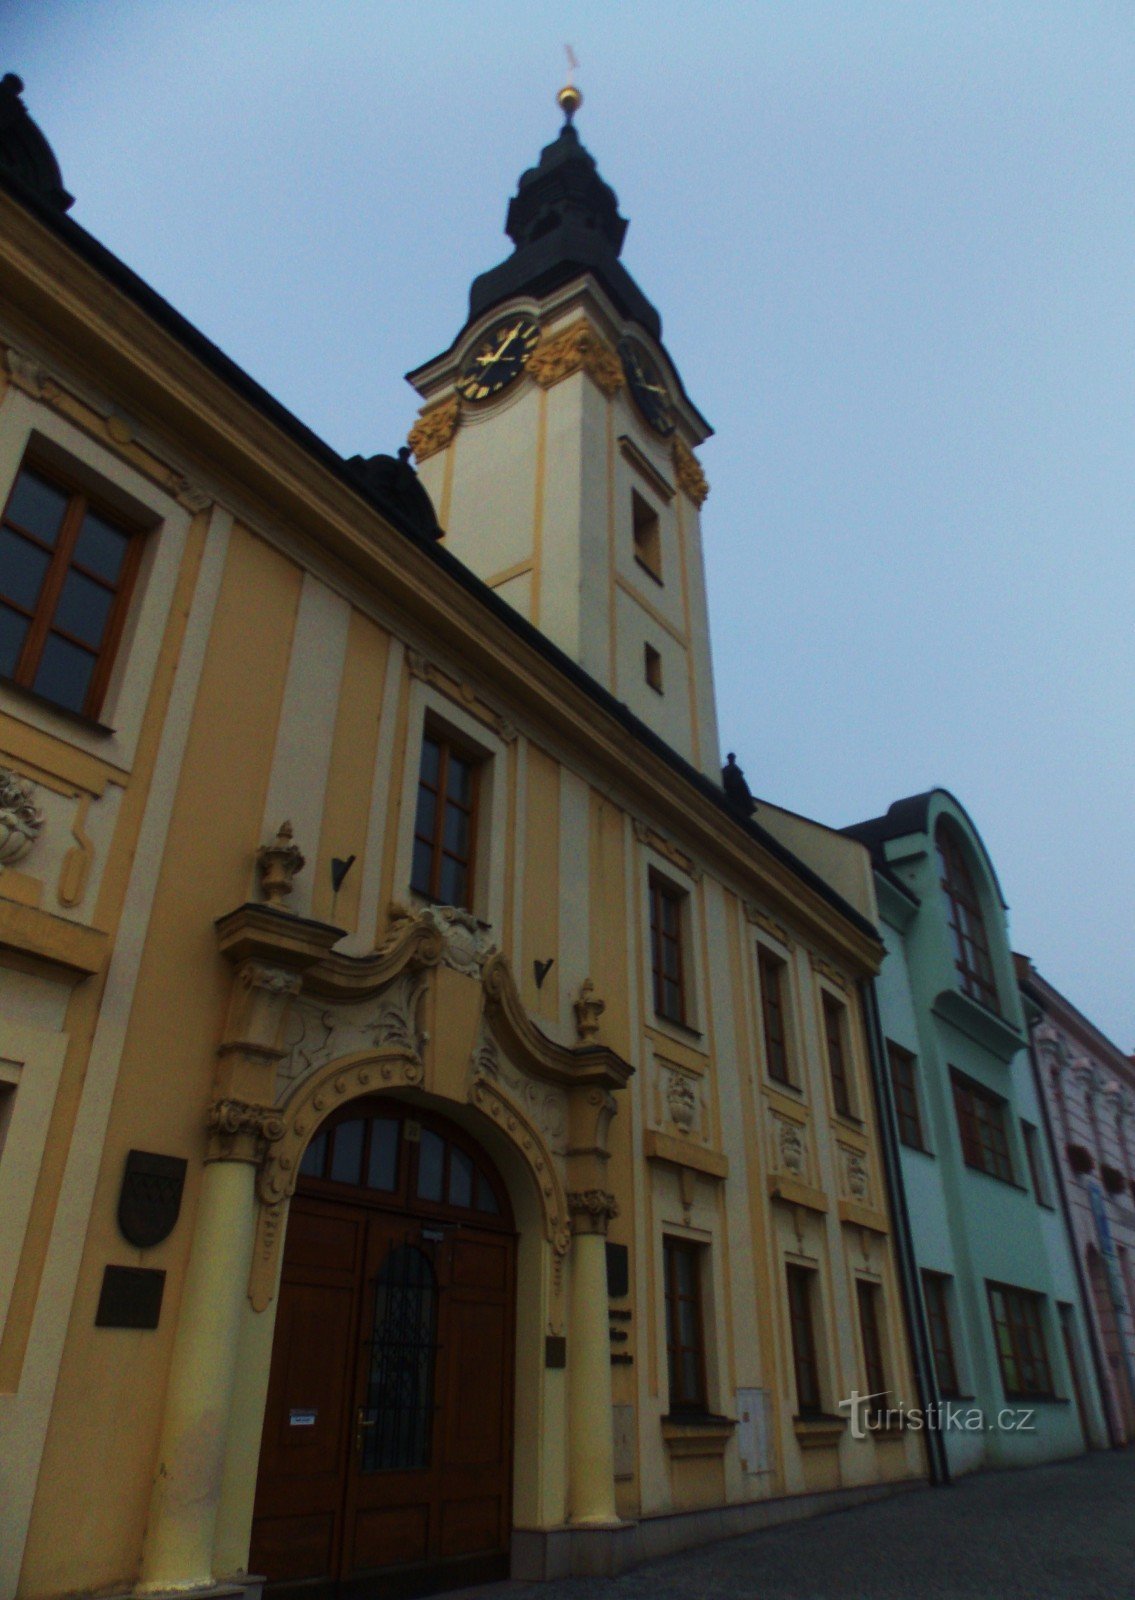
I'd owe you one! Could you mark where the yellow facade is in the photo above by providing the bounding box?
[0,121,924,1600]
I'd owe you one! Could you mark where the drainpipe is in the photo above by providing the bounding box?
[1020,1002,1119,1449]
[860,977,950,1486]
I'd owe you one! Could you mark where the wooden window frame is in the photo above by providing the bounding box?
[855,1279,888,1417]
[887,1041,925,1150]
[921,1271,960,1398]
[649,871,687,1026]
[822,993,853,1118]
[987,1282,1055,1399]
[410,728,479,911]
[0,459,145,721]
[936,821,1000,1013]
[785,1263,823,1418]
[758,946,792,1086]
[951,1071,1015,1185]
[663,1236,707,1413]
[631,488,663,583]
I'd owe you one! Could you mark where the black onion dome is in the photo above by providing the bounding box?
[468,117,661,340]
[0,74,73,212]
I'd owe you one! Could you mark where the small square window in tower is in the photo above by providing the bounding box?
[644,641,663,694]
[411,730,479,911]
[632,489,662,582]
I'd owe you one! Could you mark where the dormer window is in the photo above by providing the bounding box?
[936,821,999,1013]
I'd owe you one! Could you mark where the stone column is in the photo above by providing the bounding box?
[565,1187,620,1526]
[138,1100,282,1591]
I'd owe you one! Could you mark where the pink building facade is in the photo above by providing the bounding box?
[1017,955,1135,1446]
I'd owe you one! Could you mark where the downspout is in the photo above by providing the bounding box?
[860,976,950,1486]
[1021,1001,1119,1449]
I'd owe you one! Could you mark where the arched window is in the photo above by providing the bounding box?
[936,822,999,1013]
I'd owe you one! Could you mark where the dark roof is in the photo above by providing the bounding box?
[843,788,1008,910]
[467,116,661,341]
[0,74,72,212]
[0,156,880,954]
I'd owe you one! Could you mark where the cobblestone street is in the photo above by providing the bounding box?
[489,1452,1135,1600]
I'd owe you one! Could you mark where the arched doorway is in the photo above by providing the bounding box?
[250,1098,517,1593]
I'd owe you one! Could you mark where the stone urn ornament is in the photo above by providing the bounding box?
[0,767,44,868]
[256,821,305,909]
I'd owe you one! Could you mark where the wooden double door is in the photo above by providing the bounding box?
[251,1104,517,1595]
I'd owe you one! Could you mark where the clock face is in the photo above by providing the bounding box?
[618,337,676,436]
[456,314,540,401]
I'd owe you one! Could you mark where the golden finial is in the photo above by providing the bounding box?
[558,43,582,122]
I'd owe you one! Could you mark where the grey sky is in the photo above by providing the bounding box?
[8,3,1133,1047]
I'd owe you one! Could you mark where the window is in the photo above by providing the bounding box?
[856,1280,888,1418]
[887,1042,925,1150]
[952,1072,1015,1184]
[632,489,662,581]
[663,1237,706,1411]
[822,994,853,1117]
[758,947,791,1085]
[1022,1120,1051,1205]
[0,461,143,718]
[936,821,999,1012]
[786,1263,823,1416]
[644,641,663,693]
[411,730,478,908]
[650,872,687,1024]
[921,1271,960,1397]
[988,1283,1055,1398]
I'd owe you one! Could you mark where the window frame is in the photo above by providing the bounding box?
[951,1070,1015,1185]
[887,1040,926,1151]
[649,870,688,1027]
[921,1270,960,1398]
[0,457,146,721]
[631,487,663,583]
[855,1279,888,1419]
[1021,1119,1052,1206]
[785,1262,824,1418]
[410,725,480,911]
[936,821,1000,1013]
[757,944,793,1087]
[663,1235,708,1414]
[987,1282,1055,1400]
[822,992,854,1119]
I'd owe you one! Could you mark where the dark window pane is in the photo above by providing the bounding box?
[329,1118,365,1184]
[0,604,29,677]
[681,1350,700,1400]
[411,836,434,897]
[53,569,115,648]
[438,853,467,908]
[448,1147,474,1209]
[367,1118,400,1191]
[419,735,440,787]
[448,754,473,805]
[0,528,52,610]
[443,801,469,858]
[6,470,68,545]
[675,1247,696,1296]
[678,1298,699,1347]
[475,1170,500,1214]
[364,1246,437,1472]
[417,1129,444,1201]
[299,1128,328,1178]
[73,511,129,582]
[414,784,437,841]
[33,634,95,712]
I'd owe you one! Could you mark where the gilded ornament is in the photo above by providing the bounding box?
[527,320,624,398]
[671,437,709,506]
[407,396,460,462]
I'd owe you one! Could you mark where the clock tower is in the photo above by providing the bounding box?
[406,89,720,778]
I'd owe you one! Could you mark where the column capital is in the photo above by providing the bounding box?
[206,1096,286,1164]
[567,1188,619,1237]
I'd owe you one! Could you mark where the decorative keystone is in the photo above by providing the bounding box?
[256,821,305,909]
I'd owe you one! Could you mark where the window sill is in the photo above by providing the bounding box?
[932,987,1026,1064]
[831,1110,866,1134]
[0,673,114,737]
[633,553,665,587]
[651,1013,705,1047]
[661,1412,736,1458]
[899,1139,935,1158]
[960,1162,1027,1194]
[792,1413,846,1450]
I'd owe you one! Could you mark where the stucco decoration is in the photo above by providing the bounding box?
[845,1148,869,1201]
[527,319,624,398]
[0,767,44,868]
[278,968,429,1093]
[407,396,460,462]
[666,1071,697,1133]
[573,978,605,1041]
[256,821,305,909]
[671,437,709,506]
[775,1115,806,1177]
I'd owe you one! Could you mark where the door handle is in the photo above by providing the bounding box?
[356,1407,376,1454]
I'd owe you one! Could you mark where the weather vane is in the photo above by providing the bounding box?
[557,44,582,123]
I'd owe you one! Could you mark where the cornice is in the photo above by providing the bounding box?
[0,192,881,976]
